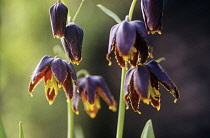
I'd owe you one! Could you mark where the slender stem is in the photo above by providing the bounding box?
[116,66,127,138]
[72,0,85,22]
[128,0,138,21]
[67,100,74,138]
[76,69,89,78]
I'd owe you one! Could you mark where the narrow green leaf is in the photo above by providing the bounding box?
[19,121,24,138]
[140,119,155,138]
[97,4,122,24]
[0,120,6,138]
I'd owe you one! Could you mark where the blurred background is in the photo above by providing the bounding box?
[1,0,210,137]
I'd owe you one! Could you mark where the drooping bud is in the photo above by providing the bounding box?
[49,1,68,38]
[61,23,84,64]
[141,0,164,34]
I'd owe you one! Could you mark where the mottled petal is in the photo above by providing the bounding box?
[46,88,57,105]
[63,71,74,100]
[63,23,83,64]
[115,47,125,67]
[124,68,136,96]
[49,2,68,38]
[72,86,81,115]
[116,21,136,56]
[128,78,141,114]
[130,20,152,46]
[146,60,180,100]
[31,56,54,83]
[64,61,77,82]
[93,76,117,111]
[108,24,120,54]
[78,76,97,104]
[51,58,67,84]
[133,65,150,102]
[141,0,164,34]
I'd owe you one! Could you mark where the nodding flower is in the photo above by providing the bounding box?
[61,23,84,65]
[28,56,77,105]
[72,75,117,118]
[107,17,152,68]
[124,60,180,113]
[49,0,68,38]
[141,0,164,34]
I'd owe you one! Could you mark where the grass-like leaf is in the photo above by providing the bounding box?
[140,119,155,138]
[0,120,6,138]
[19,121,24,138]
[97,4,121,24]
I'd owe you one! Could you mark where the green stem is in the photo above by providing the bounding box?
[116,66,127,138]
[128,0,138,21]
[19,121,24,138]
[67,100,74,138]
[72,0,85,22]
[76,69,89,78]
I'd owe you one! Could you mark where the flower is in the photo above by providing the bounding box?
[72,75,117,118]
[106,18,152,68]
[28,56,77,104]
[141,0,164,34]
[49,0,68,38]
[61,23,84,65]
[124,60,180,113]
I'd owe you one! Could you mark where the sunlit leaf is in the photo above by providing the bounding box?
[0,120,6,138]
[97,4,122,24]
[140,119,155,138]
[19,121,24,138]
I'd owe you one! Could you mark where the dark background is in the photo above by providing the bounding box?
[1,0,210,137]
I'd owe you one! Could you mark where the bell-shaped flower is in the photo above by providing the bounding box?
[72,75,117,118]
[107,19,152,68]
[28,56,77,104]
[49,0,68,38]
[141,0,164,34]
[124,60,179,113]
[61,23,84,65]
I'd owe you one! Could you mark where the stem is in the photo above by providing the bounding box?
[67,100,74,138]
[72,0,85,22]
[76,69,89,78]
[128,0,138,21]
[116,66,127,138]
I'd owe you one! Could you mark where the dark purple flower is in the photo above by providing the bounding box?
[61,23,84,65]
[28,56,77,104]
[124,60,179,113]
[49,1,68,38]
[72,75,117,118]
[141,0,164,34]
[107,19,152,68]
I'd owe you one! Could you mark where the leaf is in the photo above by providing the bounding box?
[140,119,155,138]
[0,120,6,138]
[97,4,122,24]
[19,121,24,138]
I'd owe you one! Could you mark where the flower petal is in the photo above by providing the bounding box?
[133,65,150,101]
[108,24,120,54]
[31,56,54,83]
[64,61,77,82]
[51,58,67,84]
[46,87,57,105]
[72,86,81,115]
[114,47,125,67]
[78,76,97,104]
[63,71,74,100]
[128,78,141,114]
[141,0,164,34]
[93,76,117,111]
[124,68,136,97]
[116,21,136,56]
[146,60,180,100]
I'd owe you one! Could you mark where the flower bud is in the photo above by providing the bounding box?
[49,1,68,38]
